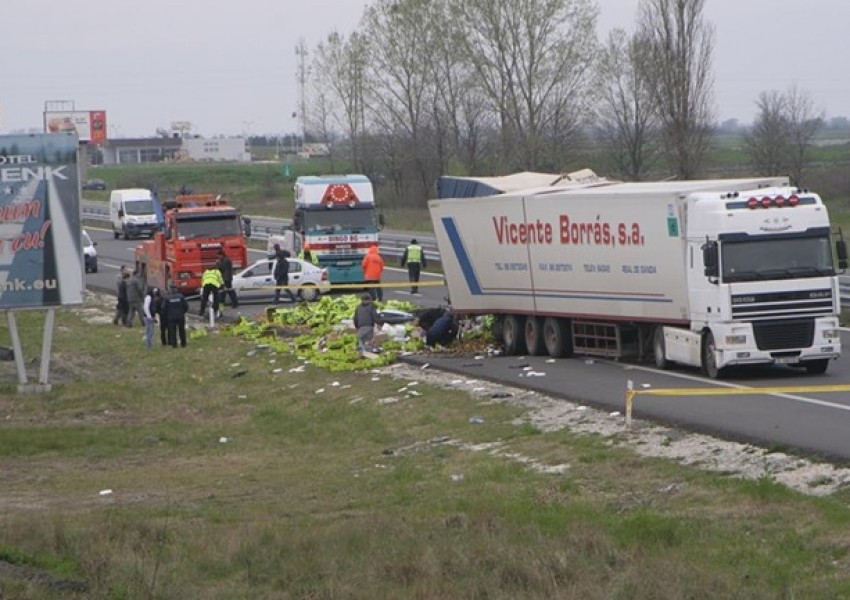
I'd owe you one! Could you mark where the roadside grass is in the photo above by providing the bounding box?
[2,297,850,597]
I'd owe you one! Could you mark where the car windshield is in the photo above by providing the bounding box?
[124,200,154,215]
[175,214,243,238]
[721,235,834,282]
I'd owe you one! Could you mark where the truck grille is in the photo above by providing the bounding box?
[731,288,833,321]
[752,319,814,351]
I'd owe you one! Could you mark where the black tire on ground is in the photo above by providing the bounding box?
[524,316,546,356]
[701,331,725,379]
[502,315,527,356]
[91,261,98,274]
[804,359,829,375]
[542,317,572,358]
[123,229,129,240]
[113,229,119,239]
[653,326,670,369]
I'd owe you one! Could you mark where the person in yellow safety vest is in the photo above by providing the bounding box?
[298,247,318,264]
[400,238,426,294]
[199,266,224,317]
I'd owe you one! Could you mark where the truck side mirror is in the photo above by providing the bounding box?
[378,213,386,230]
[702,240,719,279]
[837,239,848,271]
[117,209,124,218]
[243,217,252,238]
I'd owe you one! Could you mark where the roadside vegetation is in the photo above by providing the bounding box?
[2,295,850,598]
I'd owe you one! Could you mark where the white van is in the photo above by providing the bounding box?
[110,188,159,239]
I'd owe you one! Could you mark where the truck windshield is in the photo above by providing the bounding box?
[721,235,834,282]
[175,215,243,239]
[303,208,375,232]
[125,200,155,215]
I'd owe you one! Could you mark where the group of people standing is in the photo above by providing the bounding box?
[113,266,190,349]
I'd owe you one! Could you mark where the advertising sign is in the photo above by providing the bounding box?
[0,133,84,309]
[43,110,107,144]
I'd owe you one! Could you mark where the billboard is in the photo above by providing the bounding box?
[43,110,107,144]
[0,133,84,309]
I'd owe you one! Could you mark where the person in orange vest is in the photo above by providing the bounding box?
[361,244,385,302]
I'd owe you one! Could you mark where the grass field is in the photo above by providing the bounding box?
[2,295,850,598]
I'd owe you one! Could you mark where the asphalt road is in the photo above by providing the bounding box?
[86,226,850,461]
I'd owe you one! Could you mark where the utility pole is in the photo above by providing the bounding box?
[295,37,309,149]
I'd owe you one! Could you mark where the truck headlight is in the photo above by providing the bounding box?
[725,334,747,345]
[823,328,840,340]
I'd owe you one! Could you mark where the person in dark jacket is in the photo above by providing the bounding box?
[216,249,238,308]
[353,293,381,356]
[400,239,426,294]
[125,268,146,327]
[162,285,189,348]
[113,266,130,325]
[273,244,296,304]
[152,287,168,346]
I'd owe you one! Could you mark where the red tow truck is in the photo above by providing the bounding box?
[134,194,249,295]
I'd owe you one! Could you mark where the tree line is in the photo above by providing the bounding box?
[301,0,824,207]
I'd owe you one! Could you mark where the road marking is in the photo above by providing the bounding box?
[620,361,850,412]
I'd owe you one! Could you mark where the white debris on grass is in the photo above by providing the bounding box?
[380,363,850,496]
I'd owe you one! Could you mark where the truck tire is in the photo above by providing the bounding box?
[653,326,670,369]
[524,317,546,356]
[123,227,129,241]
[701,331,725,379]
[502,315,527,356]
[543,317,572,358]
[804,359,829,375]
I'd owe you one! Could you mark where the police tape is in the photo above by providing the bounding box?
[624,381,850,427]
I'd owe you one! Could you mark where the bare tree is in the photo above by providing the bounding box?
[743,90,790,177]
[637,0,715,179]
[311,31,370,170]
[744,86,823,185]
[785,85,824,186]
[449,0,598,171]
[594,28,660,180]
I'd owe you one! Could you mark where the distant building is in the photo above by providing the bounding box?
[181,137,251,162]
[94,136,251,165]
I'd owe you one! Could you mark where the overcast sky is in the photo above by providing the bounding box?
[2,0,848,138]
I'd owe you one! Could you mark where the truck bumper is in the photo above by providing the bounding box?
[713,317,842,370]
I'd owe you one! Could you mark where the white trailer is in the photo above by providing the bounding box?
[429,177,847,377]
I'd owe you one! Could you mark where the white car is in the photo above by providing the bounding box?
[231,257,330,302]
[82,229,98,273]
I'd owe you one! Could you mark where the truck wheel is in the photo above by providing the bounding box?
[299,285,319,302]
[701,332,725,379]
[502,315,527,356]
[123,228,129,240]
[524,317,546,356]
[804,359,829,375]
[113,228,119,239]
[653,327,670,369]
[91,260,98,274]
[543,317,572,358]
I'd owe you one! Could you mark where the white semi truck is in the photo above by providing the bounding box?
[429,177,847,378]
